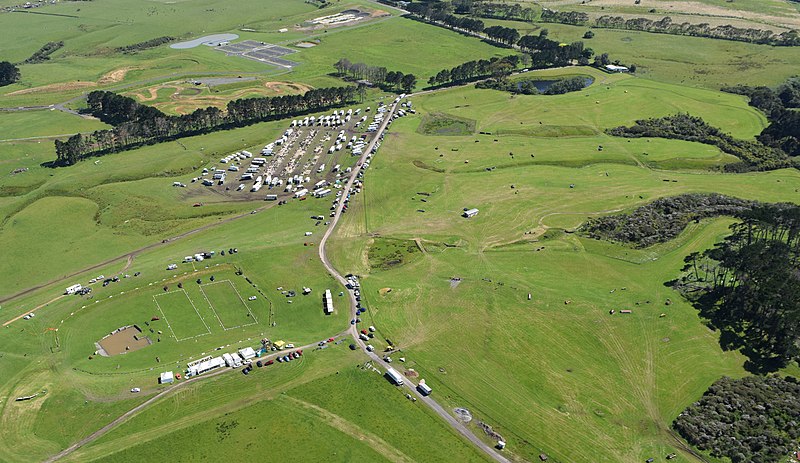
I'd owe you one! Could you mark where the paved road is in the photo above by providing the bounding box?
[317,98,510,463]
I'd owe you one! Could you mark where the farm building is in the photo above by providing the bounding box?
[385,367,404,385]
[323,289,334,314]
[238,347,257,360]
[462,208,479,218]
[159,371,174,384]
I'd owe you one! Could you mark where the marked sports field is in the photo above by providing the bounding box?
[153,289,210,341]
[199,280,258,330]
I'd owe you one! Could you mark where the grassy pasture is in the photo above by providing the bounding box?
[480,17,800,90]
[325,80,800,461]
[63,346,489,463]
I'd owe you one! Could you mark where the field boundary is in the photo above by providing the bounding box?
[153,289,211,342]
[199,279,258,330]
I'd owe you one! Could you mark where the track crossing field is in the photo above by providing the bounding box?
[199,280,258,330]
[153,289,210,341]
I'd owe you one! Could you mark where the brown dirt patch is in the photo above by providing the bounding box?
[264,81,313,93]
[98,67,139,85]
[7,81,96,96]
[379,287,392,295]
[97,325,151,356]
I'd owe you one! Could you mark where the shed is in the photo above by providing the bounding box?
[159,371,174,384]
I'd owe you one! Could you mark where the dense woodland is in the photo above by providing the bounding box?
[606,114,793,171]
[333,59,416,92]
[673,375,800,463]
[674,203,800,371]
[581,193,754,247]
[0,61,20,86]
[22,41,64,64]
[54,86,359,165]
[724,79,800,158]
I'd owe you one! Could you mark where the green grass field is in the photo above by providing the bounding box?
[1,2,799,462]
[154,289,210,340]
[200,279,257,330]
[325,76,800,462]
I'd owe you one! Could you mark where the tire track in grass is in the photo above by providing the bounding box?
[283,396,415,463]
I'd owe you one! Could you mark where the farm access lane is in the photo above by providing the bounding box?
[318,98,511,463]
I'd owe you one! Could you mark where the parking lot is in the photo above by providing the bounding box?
[192,104,397,203]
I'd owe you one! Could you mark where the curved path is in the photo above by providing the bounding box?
[318,99,510,463]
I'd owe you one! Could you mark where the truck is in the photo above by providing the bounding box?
[417,380,432,396]
[385,367,404,385]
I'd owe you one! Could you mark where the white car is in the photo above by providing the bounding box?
[248,296,257,301]
[286,343,295,349]
[130,388,141,393]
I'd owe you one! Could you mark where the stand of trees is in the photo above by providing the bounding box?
[723,79,800,157]
[427,55,519,87]
[673,203,800,371]
[0,61,20,86]
[22,41,64,64]
[54,86,359,166]
[518,30,592,67]
[115,36,176,54]
[483,25,519,46]
[673,375,800,463]
[455,1,535,21]
[333,59,416,92]
[606,114,793,171]
[581,193,755,248]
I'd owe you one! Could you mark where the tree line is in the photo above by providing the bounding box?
[723,78,800,158]
[21,41,64,64]
[54,86,360,166]
[427,55,519,87]
[606,113,794,172]
[333,58,417,92]
[453,0,535,22]
[406,3,520,46]
[673,375,800,463]
[539,8,800,46]
[674,203,800,371]
[115,36,176,54]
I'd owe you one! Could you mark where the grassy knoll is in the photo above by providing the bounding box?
[325,81,800,461]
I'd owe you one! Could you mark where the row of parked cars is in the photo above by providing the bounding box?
[242,350,303,375]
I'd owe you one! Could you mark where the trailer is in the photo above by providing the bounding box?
[385,367,404,385]
[294,188,308,198]
[417,380,432,396]
[265,194,278,201]
[314,188,332,198]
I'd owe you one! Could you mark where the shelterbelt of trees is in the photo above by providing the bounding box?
[53,86,360,166]
[539,8,800,46]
